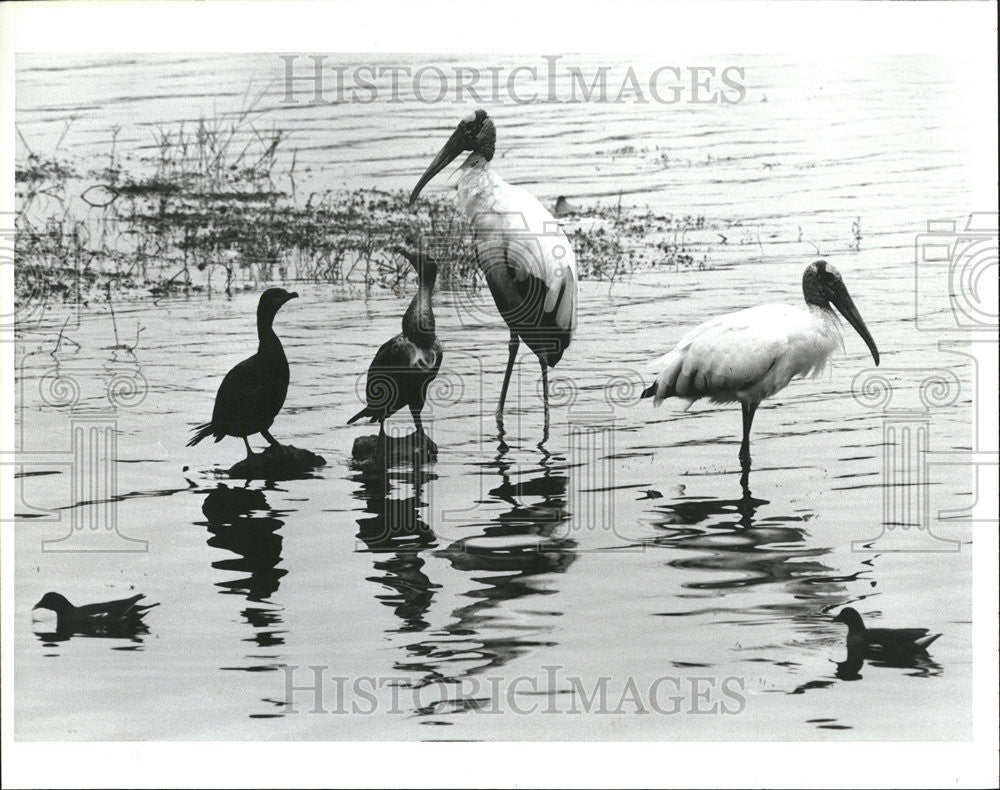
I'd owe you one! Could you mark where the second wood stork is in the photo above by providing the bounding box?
[409,109,577,431]
[641,260,880,487]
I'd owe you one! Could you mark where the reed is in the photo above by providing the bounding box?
[15,109,727,308]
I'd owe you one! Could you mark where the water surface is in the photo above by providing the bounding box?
[14,53,975,740]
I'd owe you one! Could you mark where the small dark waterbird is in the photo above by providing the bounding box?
[641,260,879,487]
[188,287,298,458]
[348,246,443,440]
[32,591,159,632]
[409,109,577,431]
[833,607,942,653]
[552,196,580,218]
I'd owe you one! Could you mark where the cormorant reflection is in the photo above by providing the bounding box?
[353,457,439,634]
[198,483,286,649]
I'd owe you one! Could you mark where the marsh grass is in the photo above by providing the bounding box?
[15,109,727,309]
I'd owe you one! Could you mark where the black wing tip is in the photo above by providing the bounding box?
[640,383,656,399]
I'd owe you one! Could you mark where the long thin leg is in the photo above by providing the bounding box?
[739,401,757,489]
[540,359,550,440]
[411,405,436,451]
[261,429,280,447]
[242,436,253,459]
[496,330,519,425]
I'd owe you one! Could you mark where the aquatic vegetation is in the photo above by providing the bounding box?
[14,112,730,307]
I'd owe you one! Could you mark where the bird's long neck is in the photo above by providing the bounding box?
[456,154,502,221]
[257,311,287,363]
[402,274,436,348]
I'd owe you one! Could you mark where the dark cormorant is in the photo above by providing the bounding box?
[348,247,442,439]
[188,287,298,458]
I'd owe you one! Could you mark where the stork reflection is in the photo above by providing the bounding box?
[408,438,576,690]
[648,492,841,594]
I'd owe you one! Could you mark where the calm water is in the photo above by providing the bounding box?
[14,54,975,740]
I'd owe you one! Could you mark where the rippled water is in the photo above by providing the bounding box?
[14,54,976,740]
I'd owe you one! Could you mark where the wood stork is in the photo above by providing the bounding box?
[188,287,298,458]
[641,260,880,487]
[409,109,577,431]
[348,246,443,442]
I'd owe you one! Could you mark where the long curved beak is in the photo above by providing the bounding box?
[831,282,879,365]
[409,127,466,206]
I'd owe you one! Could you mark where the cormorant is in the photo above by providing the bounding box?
[348,247,442,440]
[188,287,298,458]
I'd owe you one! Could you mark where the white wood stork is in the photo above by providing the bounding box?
[641,260,880,487]
[409,109,577,431]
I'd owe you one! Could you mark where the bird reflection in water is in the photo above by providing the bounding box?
[198,483,287,651]
[406,438,576,704]
[33,612,151,651]
[791,642,942,696]
[353,455,440,634]
[648,491,847,599]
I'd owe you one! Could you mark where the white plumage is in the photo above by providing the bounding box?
[409,109,578,429]
[455,155,578,335]
[647,303,844,407]
[642,260,880,488]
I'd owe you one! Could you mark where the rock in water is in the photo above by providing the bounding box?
[227,444,326,480]
[350,432,437,473]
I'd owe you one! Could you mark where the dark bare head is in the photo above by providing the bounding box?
[395,245,438,285]
[409,109,496,205]
[803,260,879,365]
[832,606,866,633]
[33,592,73,614]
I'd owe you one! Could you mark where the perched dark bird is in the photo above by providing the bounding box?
[409,109,577,430]
[348,246,442,440]
[188,288,298,458]
[833,607,942,653]
[32,591,159,632]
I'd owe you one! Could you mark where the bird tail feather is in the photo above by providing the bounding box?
[915,633,942,650]
[643,350,683,406]
[187,422,215,447]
